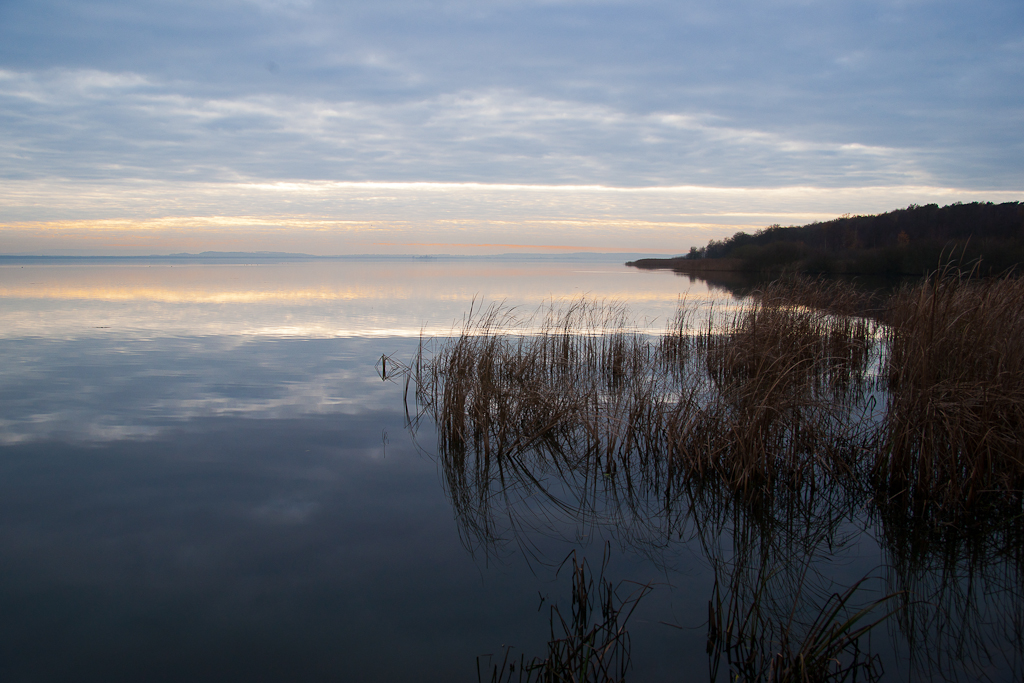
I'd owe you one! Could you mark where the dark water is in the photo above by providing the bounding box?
[0,260,1019,681]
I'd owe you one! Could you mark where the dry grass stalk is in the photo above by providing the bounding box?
[409,288,878,548]
[479,544,652,683]
[678,281,878,500]
[707,564,896,683]
[876,269,1024,520]
[401,273,1024,682]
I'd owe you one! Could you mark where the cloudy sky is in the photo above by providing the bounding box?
[1,0,1021,255]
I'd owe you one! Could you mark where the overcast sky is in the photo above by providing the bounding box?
[1,0,1021,254]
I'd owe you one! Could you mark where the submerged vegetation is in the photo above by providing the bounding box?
[707,567,897,683]
[400,270,1024,681]
[478,545,652,683]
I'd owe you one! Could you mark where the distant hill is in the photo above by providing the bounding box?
[629,202,1024,276]
[164,251,317,259]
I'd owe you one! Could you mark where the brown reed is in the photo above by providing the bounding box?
[409,273,1024,525]
[875,268,1024,520]
[707,566,895,683]
[677,280,878,500]
[410,284,879,548]
[478,544,652,683]
[403,273,1024,682]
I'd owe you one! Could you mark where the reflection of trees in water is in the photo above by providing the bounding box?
[404,281,1024,681]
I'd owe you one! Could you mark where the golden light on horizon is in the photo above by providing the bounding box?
[2,179,1020,256]
[0,260,730,341]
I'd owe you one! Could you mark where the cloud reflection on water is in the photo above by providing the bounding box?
[0,336,409,445]
[0,260,721,339]
[0,260,728,444]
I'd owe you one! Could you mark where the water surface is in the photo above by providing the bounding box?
[0,259,1019,682]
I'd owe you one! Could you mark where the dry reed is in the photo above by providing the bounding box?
[400,272,1024,681]
[707,565,895,683]
[397,272,1024,683]
[479,544,652,683]
[876,268,1024,521]
[677,281,878,500]
[406,272,1024,526]
[412,283,878,539]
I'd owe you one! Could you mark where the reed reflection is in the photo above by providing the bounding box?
[875,511,1024,679]
[406,276,1024,681]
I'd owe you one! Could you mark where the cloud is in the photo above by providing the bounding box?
[0,67,947,187]
[2,177,1019,255]
[0,0,1019,253]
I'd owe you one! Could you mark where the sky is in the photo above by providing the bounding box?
[0,0,1021,255]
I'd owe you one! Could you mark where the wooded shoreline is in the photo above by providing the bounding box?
[628,201,1024,277]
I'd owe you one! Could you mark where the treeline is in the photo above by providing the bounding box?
[683,202,1024,276]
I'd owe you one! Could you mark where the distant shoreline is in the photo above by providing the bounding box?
[0,251,671,264]
[626,257,745,273]
[637,202,1024,278]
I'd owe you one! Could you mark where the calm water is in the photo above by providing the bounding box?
[0,259,1019,681]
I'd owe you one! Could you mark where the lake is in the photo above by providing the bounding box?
[0,258,1019,682]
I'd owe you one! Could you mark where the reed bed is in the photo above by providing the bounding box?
[678,282,878,500]
[478,545,652,683]
[876,270,1024,521]
[406,272,1024,547]
[402,271,1024,681]
[411,298,667,547]
[707,564,895,683]
[412,282,878,537]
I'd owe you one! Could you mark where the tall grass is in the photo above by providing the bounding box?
[413,282,878,528]
[707,565,896,683]
[412,298,667,548]
[679,281,878,500]
[411,273,1024,521]
[478,545,652,683]
[402,271,1024,681]
[876,269,1024,520]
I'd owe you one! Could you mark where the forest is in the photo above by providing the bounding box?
[630,201,1024,276]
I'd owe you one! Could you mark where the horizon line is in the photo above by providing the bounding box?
[0,250,677,259]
